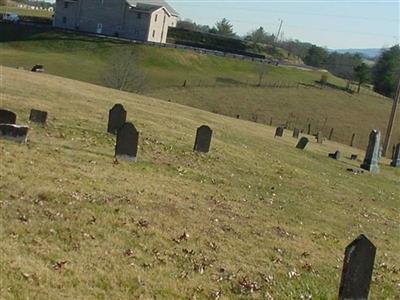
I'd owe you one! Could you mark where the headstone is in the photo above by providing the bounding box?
[115,122,139,161]
[338,234,376,300]
[107,104,127,134]
[193,125,213,153]
[29,109,48,124]
[292,128,300,139]
[328,150,341,160]
[350,154,358,161]
[0,124,29,143]
[360,130,381,173]
[390,143,400,167]
[0,109,17,124]
[275,127,284,138]
[296,137,309,150]
[316,131,323,144]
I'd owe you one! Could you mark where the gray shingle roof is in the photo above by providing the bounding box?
[126,0,178,16]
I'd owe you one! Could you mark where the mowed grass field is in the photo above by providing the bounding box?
[0,23,399,150]
[0,6,53,18]
[0,67,399,299]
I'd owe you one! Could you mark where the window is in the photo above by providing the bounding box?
[64,1,68,8]
[62,16,67,23]
[137,13,141,19]
[152,30,155,38]
[155,14,158,22]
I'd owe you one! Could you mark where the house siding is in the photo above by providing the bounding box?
[54,0,178,42]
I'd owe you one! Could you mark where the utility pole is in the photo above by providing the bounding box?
[382,78,400,157]
[275,19,283,43]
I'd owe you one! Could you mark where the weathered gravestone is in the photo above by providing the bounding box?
[29,109,48,124]
[329,150,341,160]
[360,130,381,173]
[0,124,29,143]
[107,104,127,134]
[316,131,323,144]
[339,234,376,300]
[275,126,284,138]
[390,143,400,167]
[115,122,139,161]
[193,125,213,153]
[292,128,300,139]
[296,137,309,150]
[0,109,17,124]
[350,154,358,161]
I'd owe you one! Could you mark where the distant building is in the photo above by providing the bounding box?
[53,0,178,43]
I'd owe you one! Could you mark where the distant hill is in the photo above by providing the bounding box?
[330,48,386,59]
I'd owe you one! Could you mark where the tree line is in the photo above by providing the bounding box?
[177,18,400,98]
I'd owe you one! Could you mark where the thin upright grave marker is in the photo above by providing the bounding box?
[391,143,400,167]
[296,137,309,150]
[292,128,300,139]
[339,234,376,300]
[360,130,381,173]
[193,125,213,153]
[275,126,284,138]
[0,109,17,124]
[29,109,48,124]
[350,133,356,147]
[328,128,334,140]
[107,104,127,134]
[115,122,139,162]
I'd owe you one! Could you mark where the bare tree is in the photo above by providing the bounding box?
[255,63,269,87]
[102,49,146,93]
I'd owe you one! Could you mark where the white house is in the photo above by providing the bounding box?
[53,0,178,43]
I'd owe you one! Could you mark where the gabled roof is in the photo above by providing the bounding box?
[126,0,178,16]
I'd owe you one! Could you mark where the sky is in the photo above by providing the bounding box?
[166,0,400,49]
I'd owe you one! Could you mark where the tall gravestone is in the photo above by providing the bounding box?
[360,130,381,173]
[391,143,400,167]
[193,125,213,153]
[339,235,376,300]
[0,109,17,124]
[115,122,139,162]
[275,126,284,138]
[292,128,300,139]
[29,109,48,124]
[107,104,127,134]
[296,137,309,150]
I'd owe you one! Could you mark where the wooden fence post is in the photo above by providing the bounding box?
[350,133,356,147]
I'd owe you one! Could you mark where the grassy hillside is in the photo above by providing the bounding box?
[1,23,399,150]
[0,6,52,18]
[1,67,399,299]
